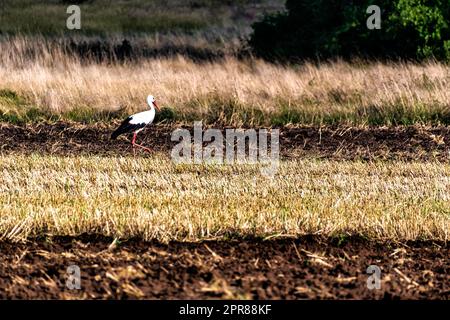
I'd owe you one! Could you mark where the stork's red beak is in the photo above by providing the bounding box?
[153,101,160,111]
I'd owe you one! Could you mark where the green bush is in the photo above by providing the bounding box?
[248,0,450,61]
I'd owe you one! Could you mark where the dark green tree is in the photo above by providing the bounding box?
[248,0,450,61]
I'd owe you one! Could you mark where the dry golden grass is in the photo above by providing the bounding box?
[0,154,448,242]
[1,37,449,125]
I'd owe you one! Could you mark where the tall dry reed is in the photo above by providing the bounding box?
[1,36,449,125]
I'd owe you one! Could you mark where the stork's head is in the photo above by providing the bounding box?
[147,95,160,111]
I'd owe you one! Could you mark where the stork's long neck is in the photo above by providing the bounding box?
[147,97,155,113]
[148,102,156,119]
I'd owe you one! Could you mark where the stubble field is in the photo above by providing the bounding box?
[0,121,449,299]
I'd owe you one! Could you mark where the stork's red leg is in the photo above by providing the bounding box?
[131,133,137,156]
[134,142,152,153]
[131,132,151,153]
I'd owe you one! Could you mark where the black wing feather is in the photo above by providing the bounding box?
[111,116,146,139]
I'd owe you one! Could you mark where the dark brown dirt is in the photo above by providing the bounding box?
[1,123,448,300]
[0,236,447,299]
[1,122,449,160]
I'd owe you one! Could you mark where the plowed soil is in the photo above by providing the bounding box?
[0,236,447,299]
[1,122,449,161]
[1,122,449,299]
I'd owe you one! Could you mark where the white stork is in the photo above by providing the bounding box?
[111,95,160,153]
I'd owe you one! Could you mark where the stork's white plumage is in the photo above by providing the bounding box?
[111,95,161,153]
